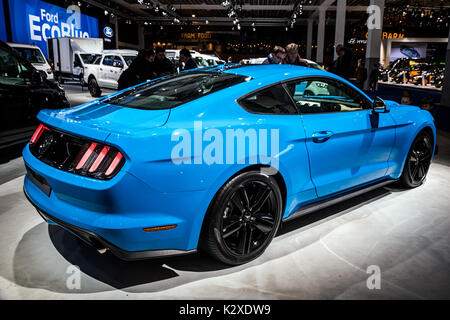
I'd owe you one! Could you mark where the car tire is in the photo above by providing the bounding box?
[88,77,102,97]
[200,170,283,265]
[399,130,433,188]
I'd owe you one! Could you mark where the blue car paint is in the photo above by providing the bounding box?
[23,64,436,255]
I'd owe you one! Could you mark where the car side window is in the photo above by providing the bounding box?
[93,56,101,65]
[286,78,370,114]
[113,56,124,68]
[0,48,30,85]
[239,84,298,115]
[102,55,114,66]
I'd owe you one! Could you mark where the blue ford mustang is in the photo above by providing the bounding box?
[23,64,436,265]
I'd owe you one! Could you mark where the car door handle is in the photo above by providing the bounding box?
[312,131,334,143]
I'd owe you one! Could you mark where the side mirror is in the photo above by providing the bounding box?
[372,96,389,113]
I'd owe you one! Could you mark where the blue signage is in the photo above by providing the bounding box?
[8,0,99,57]
[0,0,7,42]
[103,26,113,38]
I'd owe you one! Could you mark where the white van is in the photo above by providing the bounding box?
[8,43,54,80]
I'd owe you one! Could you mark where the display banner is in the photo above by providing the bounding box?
[8,0,99,57]
[390,42,427,61]
[0,0,7,42]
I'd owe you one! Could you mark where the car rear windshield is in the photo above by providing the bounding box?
[105,71,248,110]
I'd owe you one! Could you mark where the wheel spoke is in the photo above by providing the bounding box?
[417,162,425,179]
[239,186,250,209]
[253,217,274,233]
[223,223,243,239]
[244,226,253,254]
[411,163,419,180]
[237,225,248,254]
[251,185,272,213]
[231,191,246,214]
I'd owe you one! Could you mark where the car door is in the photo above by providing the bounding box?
[99,55,114,87]
[285,77,395,198]
[237,84,318,216]
[110,56,124,89]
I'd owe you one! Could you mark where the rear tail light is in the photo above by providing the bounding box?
[30,124,49,144]
[29,124,125,180]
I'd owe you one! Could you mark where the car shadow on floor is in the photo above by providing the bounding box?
[12,184,397,294]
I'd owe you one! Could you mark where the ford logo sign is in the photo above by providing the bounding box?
[103,26,113,38]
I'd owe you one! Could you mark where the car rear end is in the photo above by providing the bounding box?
[22,70,256,260]
[22,104,198,260]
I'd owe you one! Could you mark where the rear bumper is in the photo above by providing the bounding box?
[22,143,209,259]
[24,186,197,261]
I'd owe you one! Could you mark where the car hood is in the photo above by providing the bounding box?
[37,100,170,142]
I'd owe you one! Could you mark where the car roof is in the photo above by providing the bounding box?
[221,64,330,83]
[197,64,371,101]
[103,49,138,55]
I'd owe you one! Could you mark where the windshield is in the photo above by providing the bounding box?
[13,47,46,64]
[123,55,137,66]
[105,71,247,110]
[80,53,101,64]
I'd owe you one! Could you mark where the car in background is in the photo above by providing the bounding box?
[47,37,103,84]
[23,64,435,265]
[0,41,69,150]
[83,49,138,97]
[193,52,225,67]
[8,43,54,80]
[165,49,225,70]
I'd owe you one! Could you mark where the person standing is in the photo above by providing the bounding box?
[284,43,309,67]
[179,48,198,71]
[262,46,286,64]
[355,59,367,89]
[369,63,380,92]
[117,49,155,90]
[153,46,175,77]
[330,44,353,79]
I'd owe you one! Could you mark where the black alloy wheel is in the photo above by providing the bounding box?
[88,77,101,97]
[400,131,433,188]
[200,170,282,265]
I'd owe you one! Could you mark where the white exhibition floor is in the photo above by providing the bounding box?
[0,134,449,300]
